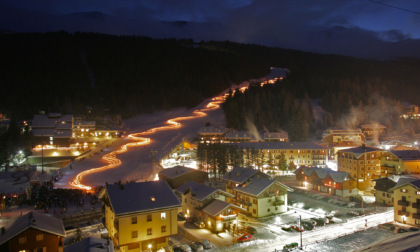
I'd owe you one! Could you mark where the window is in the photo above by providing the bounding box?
[416,191,420,195]
[253,209,256,214]
[161,225,166,233]
[253,199,257,204]
[147,214,152,222]
[161,212,166,220]
[36,233,43,241]
[147,228,152,235]
[267,208,271,212]
[382,192,385,196]
[401,189,407,193]
[132,231,138,238]
[132,217,137,224]
[19,236,26,244]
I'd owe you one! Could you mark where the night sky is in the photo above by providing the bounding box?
[1,0,420,59]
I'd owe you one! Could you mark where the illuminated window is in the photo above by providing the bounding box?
[161,212,166,220]
[19,236,26,244]
[132,231,138,238]
[132,217,137,224]
[36,234,43,241]
[147,228,152,235]
[401,189,407,193]
[416,191,420,195]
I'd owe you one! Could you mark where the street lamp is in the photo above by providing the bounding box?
[295,211,303,249]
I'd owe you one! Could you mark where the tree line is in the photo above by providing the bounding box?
[196,143,290,178]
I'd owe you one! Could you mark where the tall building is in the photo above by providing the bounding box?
[100,181,181,252]
[337,146,387,191]
[31,113,73,147]
[228,142,329,168]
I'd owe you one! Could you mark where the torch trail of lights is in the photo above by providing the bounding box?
[70,96,224,190]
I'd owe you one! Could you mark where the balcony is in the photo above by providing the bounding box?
[238,200,252,207]
[398,200,410,207]
[219,214,237,221]
[397,210,410,216]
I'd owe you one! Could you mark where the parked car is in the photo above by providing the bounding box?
[281,225,292,232]
[311,217,329,226]
[379,223,395,231]
[397,228,409,233]
[409,227,420,232]
[283,242,298,250]
[301,221,314,231]
[180,244,192,252]
[186,216,197,224]
[237,234,253,243]
[189,241,204,252]
[199,239,212,250]
[291,225,304,232]
[194,221,205,229]
[178,212,186,220]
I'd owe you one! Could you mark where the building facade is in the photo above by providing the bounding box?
[0,211,65,252]
[391,179,420,226]
[337,146,386,191]
[229,142,329,168]
[232,177,293,218]
[101,181,181,252]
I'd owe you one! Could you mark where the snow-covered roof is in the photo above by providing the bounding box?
[340,146,384,158]
[202,199,245,217]
[374,176,401,192]
[234,177,293,197]
[227,142,329,150]
[389,150,420,161]
[389,177,420,191]
[32,128,55,137]
[176,181,217,201]
[327,171,351,183]
[32,114,56,128]
[64,237,114,252]
[221,167,258,184]
[314,168,331,179]
[0,211,65,246]
[159,166,198,179]
[294,166,315,176]
[105,181,181,216]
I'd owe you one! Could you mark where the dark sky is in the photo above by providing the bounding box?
[1,0,420,59]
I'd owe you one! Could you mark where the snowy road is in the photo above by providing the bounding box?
[230,210,395,251]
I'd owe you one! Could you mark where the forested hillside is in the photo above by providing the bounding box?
[1,31,420,126]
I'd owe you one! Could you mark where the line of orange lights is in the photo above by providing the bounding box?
[70,96,224,191]
[70,79,278,191]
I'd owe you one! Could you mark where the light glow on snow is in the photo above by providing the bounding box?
[70,95,224,190]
